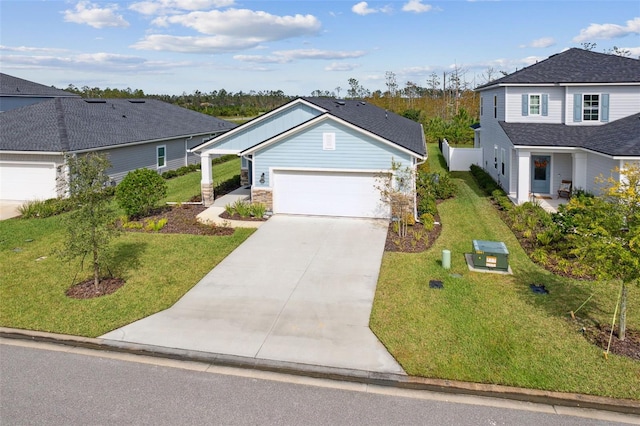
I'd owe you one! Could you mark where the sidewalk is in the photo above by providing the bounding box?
[196,187,265,228]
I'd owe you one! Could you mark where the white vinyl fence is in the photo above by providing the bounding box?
[441,139,482,172]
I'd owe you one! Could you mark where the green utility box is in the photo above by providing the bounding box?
[471,240,509,271]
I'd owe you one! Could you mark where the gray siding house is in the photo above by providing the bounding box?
[474,48,640,204]
[1,96,235,202]
[192,97,426,218]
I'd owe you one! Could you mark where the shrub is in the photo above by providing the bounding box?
[161,170,179,179]
[214,174,241,196]
[417,196,437,217]
[250,203,266,218]
[18,197,76,219]
[212,154,237,165]
[116,168,168,218]
[419,213,435,231]
[144,218,168,232]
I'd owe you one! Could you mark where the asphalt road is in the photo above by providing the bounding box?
[1,340,636,426]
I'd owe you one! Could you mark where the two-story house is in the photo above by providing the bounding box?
[474,48,640,205]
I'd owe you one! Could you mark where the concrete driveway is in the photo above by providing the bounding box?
[101,215,405,374]
[0,201,23,220]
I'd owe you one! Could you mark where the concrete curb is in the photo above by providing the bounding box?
[2,327,639,416]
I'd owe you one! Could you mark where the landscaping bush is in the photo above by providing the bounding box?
[214,174,241,196]
[419,213,435,231]
[470,164,500,194]
[212,154,237,165]
[116,168,168,218]
[417,170,456,201]
[161,170,179,179]
[417,196,437,217]
[18,197,76,219]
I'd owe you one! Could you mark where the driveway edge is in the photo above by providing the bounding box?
[1,327,638,415]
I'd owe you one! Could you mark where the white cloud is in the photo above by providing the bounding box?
[626,47,640,57]
[402,0,432,13]
[234,49,366,64]
[0,45,68,54]
[131,34,263,53]
[352,2,378,15]
[325,62,358,72]
[519,37,556,49]
[63,1,129,29]
[573,17,640,42]
[129,0,235,16]
[156,9,321,39]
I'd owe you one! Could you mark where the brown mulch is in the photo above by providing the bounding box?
[66,277,125,299]
[219,211,267,222]
[583,324,640,360]
[122,204,234,236]
[384,214,442,253]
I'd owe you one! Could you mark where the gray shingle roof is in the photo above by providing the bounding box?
[476,48,640,90]
[500,113,640,157]
[0,98,236,152]
[301,97,426,156]
[0,73,79,98]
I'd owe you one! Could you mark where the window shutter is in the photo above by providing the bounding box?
[521,94,528,116]
[573,94,582,122]
[541,94,548,116]
[601,93,609,122]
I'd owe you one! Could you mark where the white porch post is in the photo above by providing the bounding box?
[200,152,214,206]
[517,150,531,204]
[572,152,588,192]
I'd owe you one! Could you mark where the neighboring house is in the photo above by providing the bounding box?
[474,48,640,205]
[0,96,236,202]
[1,73,80,112]
[191,97,426,218]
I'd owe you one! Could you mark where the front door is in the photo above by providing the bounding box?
[531,155,551,194]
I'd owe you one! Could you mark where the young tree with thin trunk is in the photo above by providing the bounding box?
[565,163,639,341]
[59,153,120,291]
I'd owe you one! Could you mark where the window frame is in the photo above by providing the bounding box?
[583,94,600,121]
[493,95,497,118]
[157,145,167,169]
[529,94,541,115]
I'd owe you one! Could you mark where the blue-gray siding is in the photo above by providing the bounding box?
[253,120,413,187]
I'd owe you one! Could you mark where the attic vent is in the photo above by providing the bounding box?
[128,100,145,103]
[84,99,106,103]
[335,101,345,106]
[359,101,366,105]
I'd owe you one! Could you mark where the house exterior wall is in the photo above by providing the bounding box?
[566,85,640,125]
[206,103,320,152]
[0,96,61,112]
[585,153,617,194]
[554,153,573,183]
[100,136,192,183]
[251,120,413,188]
[505,86,565,123]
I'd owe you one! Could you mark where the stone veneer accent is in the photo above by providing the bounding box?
[240,169,249,186]
[201,183,214,207]
[251,188,273,211]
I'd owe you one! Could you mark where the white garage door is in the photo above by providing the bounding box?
[273,170,390,218]
[0,163,57,201]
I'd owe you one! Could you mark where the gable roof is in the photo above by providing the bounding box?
[476,48,640,90]
[301,97,426,156]
[0,73,79,98]
[500,113,640,157]
[0,98,236,153]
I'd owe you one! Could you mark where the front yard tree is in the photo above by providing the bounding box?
[376,160,416,238]
[567,163,640,341]
[60,153,120,291]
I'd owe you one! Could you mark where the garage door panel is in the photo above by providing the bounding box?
[273,170,390,218]
[0,163,57,201]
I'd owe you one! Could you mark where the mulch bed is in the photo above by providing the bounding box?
[219,211,267,222]
[583,324,640,361]
[122,204,234,236]
[384,214,442,253]
[66,277,125,299]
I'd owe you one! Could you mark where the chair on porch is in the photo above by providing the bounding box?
[557,180,572,199]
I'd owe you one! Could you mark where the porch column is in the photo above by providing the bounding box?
[517,150,531,205]
[200,152,214,206]
[572,152,588,192]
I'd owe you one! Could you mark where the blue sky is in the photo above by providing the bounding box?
[1,0,639,96]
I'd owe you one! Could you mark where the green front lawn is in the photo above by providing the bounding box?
[0,161,252,337]
[162,157,241,203]
[371,144,640,400]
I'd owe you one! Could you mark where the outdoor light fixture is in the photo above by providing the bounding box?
[259,172,265,184]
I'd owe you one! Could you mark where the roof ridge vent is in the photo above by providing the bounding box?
[84,99,106,103]
[128,99,145,103]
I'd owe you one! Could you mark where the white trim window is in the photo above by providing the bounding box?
[157,145,166,169]
[493,96,497,118]
[480,96,484,116]
[583,94,599,121]
[529,95,541,115]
